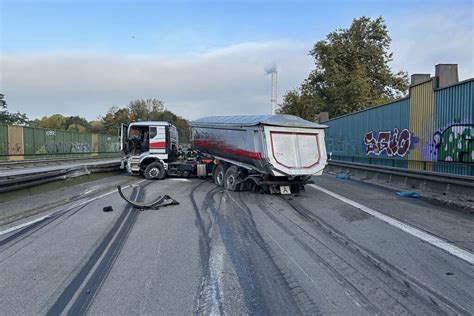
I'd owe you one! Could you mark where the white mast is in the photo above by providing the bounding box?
[266,65,278,115]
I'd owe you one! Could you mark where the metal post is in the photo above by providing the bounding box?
[271,70,277,115]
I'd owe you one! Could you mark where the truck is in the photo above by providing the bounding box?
[120,115,328,194]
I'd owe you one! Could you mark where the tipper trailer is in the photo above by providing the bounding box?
[120,115,328,194]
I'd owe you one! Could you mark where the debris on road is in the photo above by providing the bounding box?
[103,206,113,212]
[396,191,421,198]
[336,172,351,180]
[117,185,179,209]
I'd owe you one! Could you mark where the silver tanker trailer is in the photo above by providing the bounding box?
[120,115,328,194]
[190,115,328,194]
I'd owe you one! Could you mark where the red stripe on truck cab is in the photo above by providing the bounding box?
[150,141,166,149]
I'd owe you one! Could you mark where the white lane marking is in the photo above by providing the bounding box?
[0,180,146,237]
[168,178,191,182]
[83,188,98,194]
[0,214,51,237]
[309,184,474,265]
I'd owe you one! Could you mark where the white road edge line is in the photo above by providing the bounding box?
[0,180,146,237]
[308,184,474,265]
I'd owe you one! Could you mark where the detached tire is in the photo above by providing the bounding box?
[224,165,240,191]
[144,162,166,180]
[213,164,227,186]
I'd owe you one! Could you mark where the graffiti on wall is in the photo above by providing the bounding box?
[363,128,413,157]
[325,134,362,156]
[9,143,23,154]
[36,142,92,154]
[431,124,473,163]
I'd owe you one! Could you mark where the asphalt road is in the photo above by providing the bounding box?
[0,174,473,315]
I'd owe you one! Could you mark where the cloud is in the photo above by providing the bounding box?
[389,9,473,79]
[1,9,472,122]
[1,41,314,120]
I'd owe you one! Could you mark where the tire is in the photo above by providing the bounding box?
[224,165,240,191]
[144,162,166,180]
[213,164,227,186]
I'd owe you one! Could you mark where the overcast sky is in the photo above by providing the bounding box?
[1,0,473,121]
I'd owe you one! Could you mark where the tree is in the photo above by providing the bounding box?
[128,98,165,121]
[0,94,29,125]
[67,123,88,133]
[101,107,131,135]
[277,81,321,121]
[65,116,90,131]
[35,114,67,130]
[100,99,190,142]
[88,120,106,134]
[279,16,409,119]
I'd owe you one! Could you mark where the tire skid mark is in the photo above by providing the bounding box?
[234,193,320,316]
[205,189,268,315]
[0,177,138,230]
[0,203,90,254]
[190,181,221,315]
[281,197,469,315]
[46,182,150,315]
[255,197,387,314]
[67,201,140,315]
[0,178,140,250]
[192,182,307,315]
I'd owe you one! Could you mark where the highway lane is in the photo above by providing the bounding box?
[0,175,472,315]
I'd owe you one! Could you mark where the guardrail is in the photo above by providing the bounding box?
[328,160,474,187]
[326,159,473,211]
[0,154,121,168]
[0,159,122,193]
[330,155,473,176]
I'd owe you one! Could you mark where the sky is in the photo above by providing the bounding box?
[0,0,473,121]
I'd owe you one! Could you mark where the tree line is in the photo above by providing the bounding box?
[278,16,409,120]
[0,97,191,142]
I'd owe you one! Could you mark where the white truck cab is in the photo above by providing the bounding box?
[120,121,179,179]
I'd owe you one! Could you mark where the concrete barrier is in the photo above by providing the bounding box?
[327,160,474,212]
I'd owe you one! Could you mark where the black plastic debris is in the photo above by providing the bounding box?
[117,185,179,210]
[103,206,113,212]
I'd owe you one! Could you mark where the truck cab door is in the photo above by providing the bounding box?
[119,123,129,152]
[149,126,167,154]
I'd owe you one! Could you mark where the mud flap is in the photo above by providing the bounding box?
[117,185,180,209]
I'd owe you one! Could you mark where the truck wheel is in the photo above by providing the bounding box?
[213,164,227,186]
[224,165,240,191]
[144,162,166,180]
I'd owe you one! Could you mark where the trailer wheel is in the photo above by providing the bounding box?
[213,164,227,186]
[144,162,166,180]
[224,165,240,191]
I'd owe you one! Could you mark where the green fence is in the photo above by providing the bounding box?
[0,125,7,160]
[0,124,120,160]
